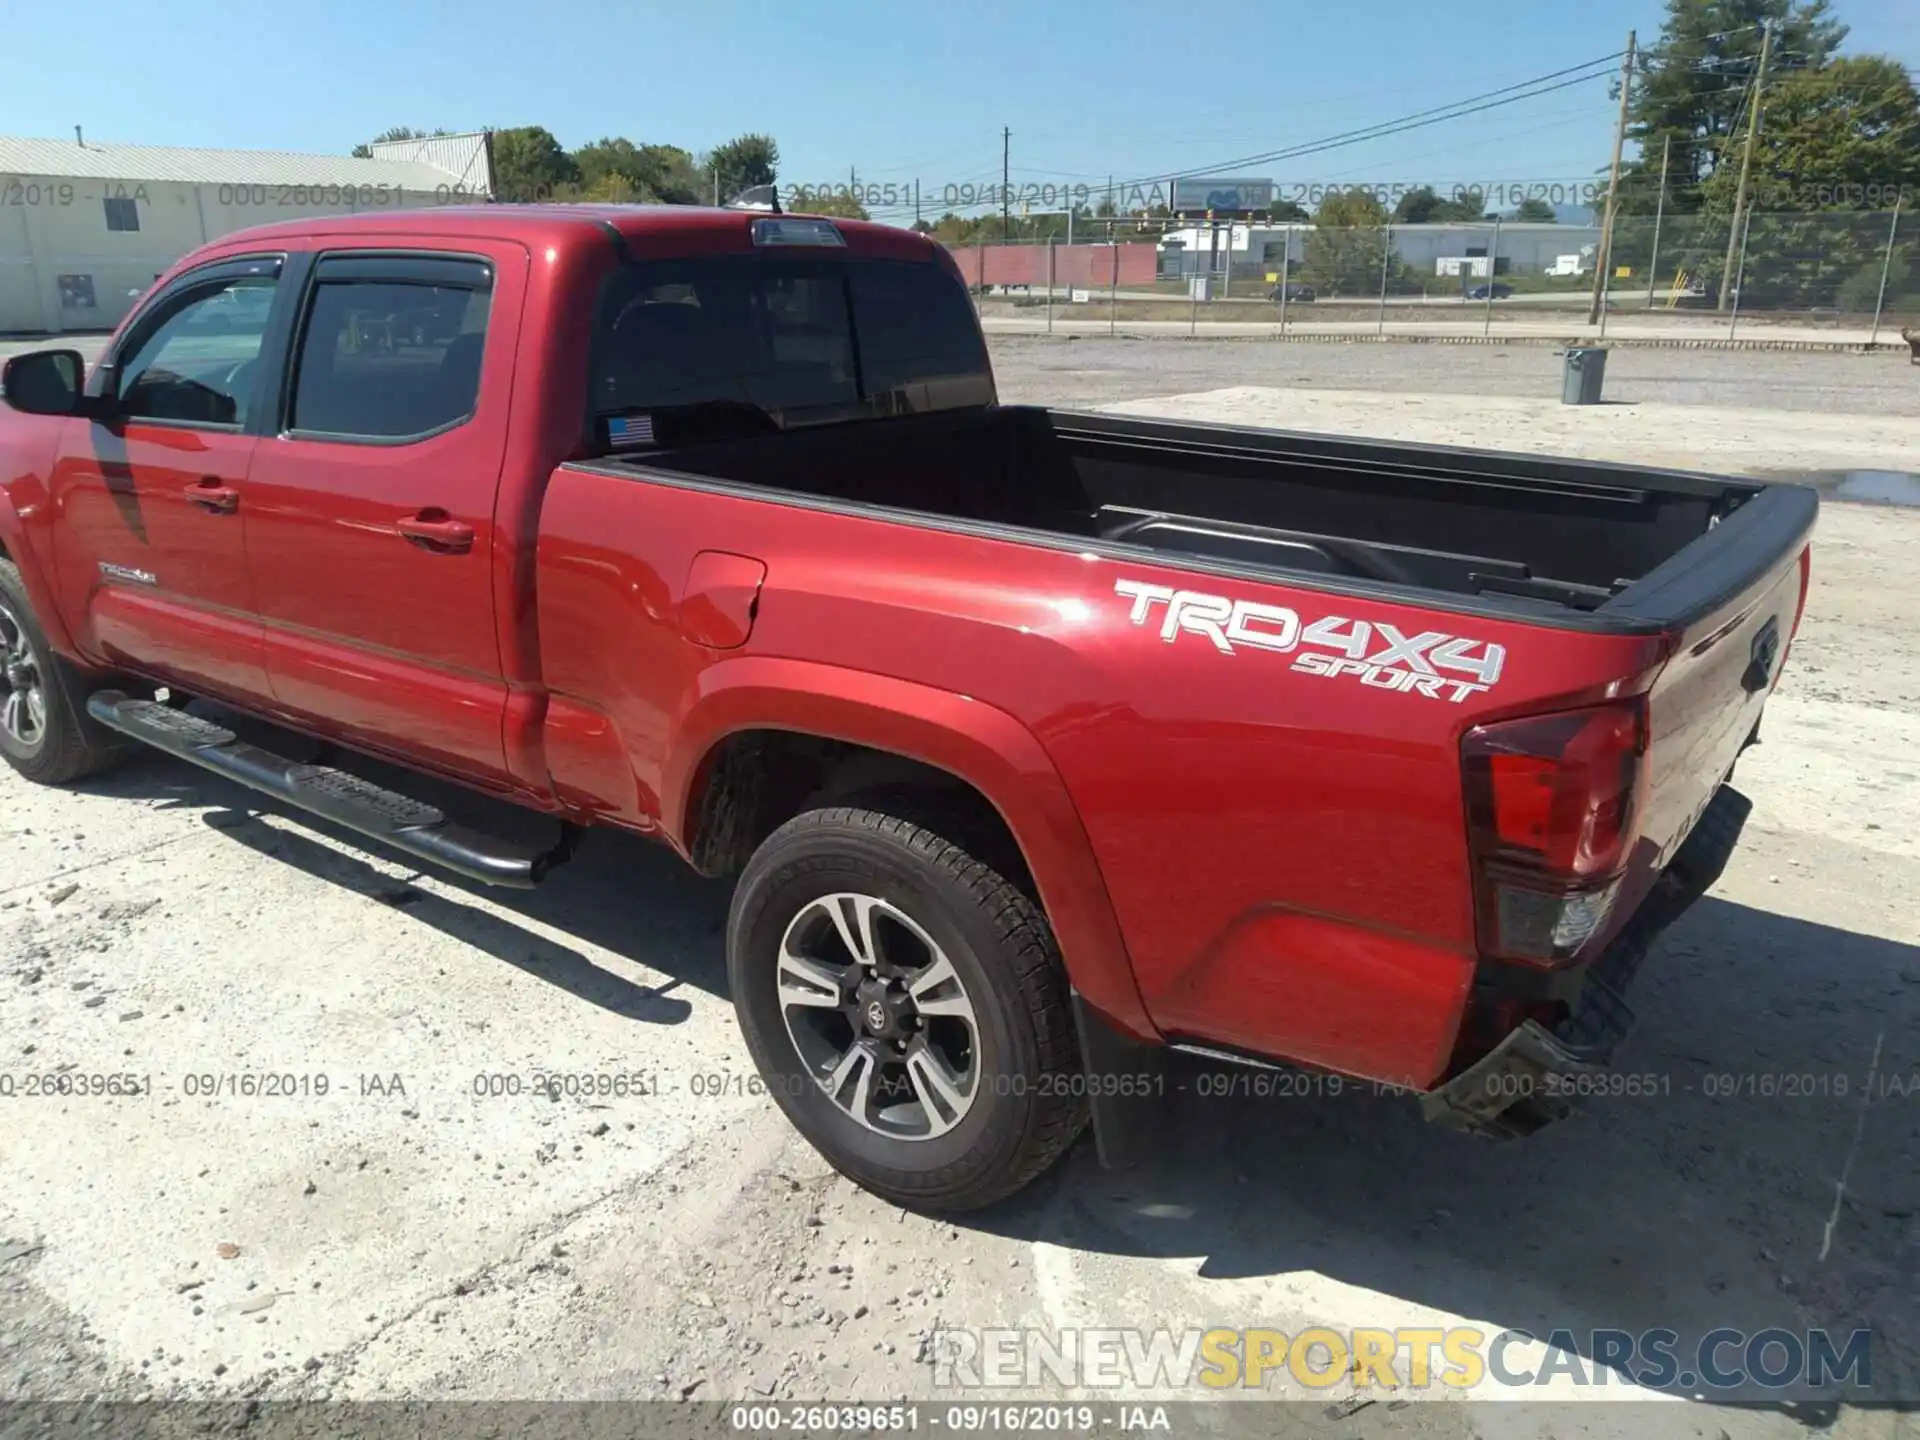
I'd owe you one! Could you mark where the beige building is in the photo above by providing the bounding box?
[0,133,492,335]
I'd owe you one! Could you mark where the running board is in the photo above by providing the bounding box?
[87,691,557,889]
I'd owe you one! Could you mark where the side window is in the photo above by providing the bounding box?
[290,280,491,440]
[103,198,140,233]
[116,274,280,428]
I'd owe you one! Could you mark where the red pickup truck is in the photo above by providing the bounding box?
[0,205,1815,1210]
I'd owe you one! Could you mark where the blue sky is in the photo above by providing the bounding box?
[3,0,1916,222]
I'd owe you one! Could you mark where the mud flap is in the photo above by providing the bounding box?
[1071,991,1168,1170]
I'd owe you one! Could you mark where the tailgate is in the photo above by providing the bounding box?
[1606,483,1818,870]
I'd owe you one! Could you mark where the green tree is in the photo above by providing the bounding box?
[642,145,708,204]
[1301,190,1396,296]
[1709,54,1920,211]
[1618,0,1847,215]
[708,134,780,205]
[1265,198,1310,222]
[1392,186,1445,223]
[490,126,580,202]
[572,137,653,191]
[1700,55,1920,306]
[1396,185,1493,222]
[349,125,449,159]
[1514,198,1558,222]
[792,188,871,221]
[1436,188,1492,222]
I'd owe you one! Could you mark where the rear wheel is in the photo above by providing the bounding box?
[728,806,1087,1211]
[0,559,129,785]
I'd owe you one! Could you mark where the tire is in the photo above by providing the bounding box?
[0,558,129,785]
[728,807,1088,1212]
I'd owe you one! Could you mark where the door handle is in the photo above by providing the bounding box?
[396,513,475,554]
[185,477,239,514]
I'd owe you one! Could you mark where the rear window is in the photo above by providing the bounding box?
[591,255,991,438]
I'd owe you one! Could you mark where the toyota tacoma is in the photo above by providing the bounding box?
[0,204,1815,1209]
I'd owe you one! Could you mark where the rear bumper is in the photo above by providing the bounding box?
[1419,782,1753,1140]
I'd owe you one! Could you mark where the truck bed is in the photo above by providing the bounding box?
[624,405,1797,622]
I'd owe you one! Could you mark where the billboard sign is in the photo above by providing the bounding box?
[1171,177,1274,214]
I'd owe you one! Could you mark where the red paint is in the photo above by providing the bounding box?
[240,232,530,786]
[679,551,767,650]
[0,205,1807,1093]
[51,424,268,700]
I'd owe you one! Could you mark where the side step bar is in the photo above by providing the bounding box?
[87,691,559,889]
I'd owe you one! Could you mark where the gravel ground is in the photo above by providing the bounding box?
[987,335,1920,420]
[2,342,1917,1439]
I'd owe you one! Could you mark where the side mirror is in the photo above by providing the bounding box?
[1,349,89,417]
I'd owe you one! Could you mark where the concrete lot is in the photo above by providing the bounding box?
[1,337,1917,1438]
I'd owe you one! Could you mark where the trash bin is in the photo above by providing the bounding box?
[1560,347,1608,405]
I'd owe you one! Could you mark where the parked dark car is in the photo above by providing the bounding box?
[1269,282,1315,303]
[1466,282,1514,301]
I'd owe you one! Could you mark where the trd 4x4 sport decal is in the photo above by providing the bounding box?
[1114,579,1505,703]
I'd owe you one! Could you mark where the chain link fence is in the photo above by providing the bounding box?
[951,210,1918,344]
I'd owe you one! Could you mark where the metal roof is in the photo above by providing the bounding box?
[367,133,491,192]
[0,134,476,192]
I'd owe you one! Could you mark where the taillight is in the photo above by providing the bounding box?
[1461,699,1649,967]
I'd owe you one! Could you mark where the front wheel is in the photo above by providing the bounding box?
[728,807,1088,1211]
[0,559,130,786]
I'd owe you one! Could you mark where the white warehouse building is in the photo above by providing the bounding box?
[0,132,493,335]
[1161,221,1603,277]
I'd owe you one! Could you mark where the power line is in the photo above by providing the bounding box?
[854,40,1800,221]
[840,27,1910,227]
[1097,53,1625,194]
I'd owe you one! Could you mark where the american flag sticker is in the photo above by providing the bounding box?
[607,413,656,449]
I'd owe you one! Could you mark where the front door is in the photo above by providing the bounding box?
[241,245,522,785]
[49,256,287,702]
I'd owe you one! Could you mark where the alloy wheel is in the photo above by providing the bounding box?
[0,600,47,751]
[776,892,981,1141]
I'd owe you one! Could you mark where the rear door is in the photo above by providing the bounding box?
[241,244,525,785]
[48,255,288,700]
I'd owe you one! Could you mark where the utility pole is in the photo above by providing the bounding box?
[1002,127,1012,243]
[1645,133,1671,310]
[1588,28,1636,324]
[1719,19,1772,311]
[1869,195,1902,345]
[914,179,921,229]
